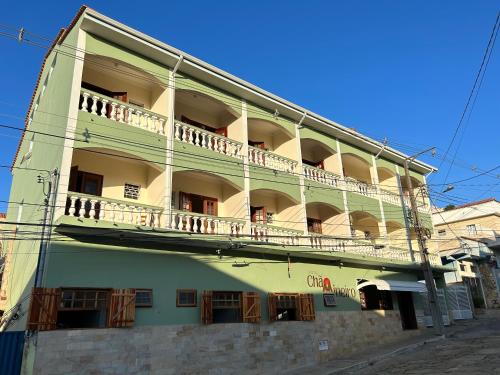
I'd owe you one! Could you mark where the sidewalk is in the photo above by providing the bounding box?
[284,318,486,375]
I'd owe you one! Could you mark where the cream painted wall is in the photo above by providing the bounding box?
[82,67,167,116]
[274,131,299,161]
[248,120,297,161]
[305,204,347,236]
[172,173,245,219]
[250,191,303,231]
[386,225,408,249]
[377,171,399,194]
[342,154,372,183]
[351,216,380,241]
[71,150,163,206]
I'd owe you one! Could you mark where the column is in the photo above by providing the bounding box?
[395,165,414,256]
[371,156,388,241]
[241,100,252,237]
[294,124,309,234]
[336,140,352,236]
[164,69,176,228]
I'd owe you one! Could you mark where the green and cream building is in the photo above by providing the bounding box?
[2,6,451,375]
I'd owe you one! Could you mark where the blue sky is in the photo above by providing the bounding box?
[0,1,499,212]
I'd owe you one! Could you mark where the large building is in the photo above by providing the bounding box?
[432,198,500,310]
[1,6,451,374]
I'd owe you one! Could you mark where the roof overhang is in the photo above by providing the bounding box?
[78,7,436,174]
[357,279,427,292]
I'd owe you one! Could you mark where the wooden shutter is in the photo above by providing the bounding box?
[268,293,278,321]
[201,291,213,325]
[180,192,192,212]
[298,293,315,321]
[203,197,218,216]
[27,287,60,331]
[215,127,228,137]
[242,292,261,323]
[107,288,136,328]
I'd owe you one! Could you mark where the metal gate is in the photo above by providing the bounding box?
[446,284,473,320]
[0,331,25,375]
[419,288,451,326]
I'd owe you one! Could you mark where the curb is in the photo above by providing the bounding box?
[323,335,446,374]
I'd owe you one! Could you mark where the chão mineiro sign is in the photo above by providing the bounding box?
[307,274,357,298]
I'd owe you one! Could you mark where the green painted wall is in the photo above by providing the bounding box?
[298,127,337,154]
[247,103,296,137]
[382,202,406,227]
[44,239,423,325]
[249,166,301,203]
[338,141,373,165]
[85,34,169,84]
[173,141,245,189]
[420,213,433,230]
[175,74,242,115]
[304,180,345,211]
[376,158,398,174]
[75,111,167,169]
[346,192,382,220]
[5,21,83,331]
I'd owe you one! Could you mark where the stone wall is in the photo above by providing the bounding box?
[30,310,423,375]
[479,263,500,309]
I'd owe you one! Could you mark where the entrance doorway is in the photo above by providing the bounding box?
[397,292,418,330]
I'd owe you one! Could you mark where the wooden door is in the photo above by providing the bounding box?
[179,192,192,212]
[315,160,325,170]
[251,206,266,224]
[203,197,218,216]
[80,172,103,196]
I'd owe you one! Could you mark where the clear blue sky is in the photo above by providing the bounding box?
[0,1,499,212]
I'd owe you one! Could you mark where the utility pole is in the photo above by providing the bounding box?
[34,169,59,288]
[403,147,444,335]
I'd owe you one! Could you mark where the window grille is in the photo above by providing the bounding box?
[124,183,140,200]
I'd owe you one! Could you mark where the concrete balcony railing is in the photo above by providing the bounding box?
[248,146,298,174]
[380,188,402,206]
[301,234,442,265]
[174,121,243,159]
[250,223,302,246]
[303,165,342,188]
[344,177,378,198]
[79,88,167,135]
[65,193,163,227]
[170,210,245,236]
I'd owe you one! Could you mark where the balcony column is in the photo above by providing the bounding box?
[294,119,309,234]
[241,100,252,237]
[336,140,352,237]
[371,155,388,240]
[164,66,178,228]
[395,165,414,255]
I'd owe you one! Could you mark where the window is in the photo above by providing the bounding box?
[135,289,153,307]
[179,192,218,216]
[266,212,274,224]
[460,264,466,272]
[307,218,322,234]
[268,293,315,321]
[438,229,446,237]
[359,286,393,310]
[176,289,197,307]
[68,167,103,196]
[466,224,477,236]
[124,183,140,200]
[201,291,261,324]
[251,206,267,224]
[323,294,337,307]
[27,287,136,331]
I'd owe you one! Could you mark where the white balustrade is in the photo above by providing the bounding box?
[171,211,244,236]
[174,121,243,158]
[380,188,402,206]
[65,194,162,228]
[303,165,341,188]
[248,146,298,174]
[250,223,300,246]
[344,177,377,198]
[79,89,167,136]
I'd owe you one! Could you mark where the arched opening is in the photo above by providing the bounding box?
[305,202,345,236]
[386,221,408,249]
[400,175,427,208]
[249,189,301,231]
[69,147,164,206]
[82,54,168,116]
[341,153,372,184]
[350,211,380,242]
[300,138,340,174]
[247,118,296,160]
[175,89,240,141]
[172,170,244,219]
[377,167,399,194]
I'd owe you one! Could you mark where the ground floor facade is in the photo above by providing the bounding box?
[17,232,445,374]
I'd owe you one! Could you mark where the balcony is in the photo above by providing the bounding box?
[170,210,245,236]
[174,120,243,158]
[250,223,302,246]
[303,165,342,188]
[247,117,298,174]
[79,89,167,135]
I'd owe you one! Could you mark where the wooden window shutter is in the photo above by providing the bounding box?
[298,293,316,321]
[108,288,136,328]
[201,291,213,324]
[242,292,261,323]
[180,192,192,212]
[268,293,278,321]
[27,287,60,331]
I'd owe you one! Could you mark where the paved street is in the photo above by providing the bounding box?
[351,314,500,375]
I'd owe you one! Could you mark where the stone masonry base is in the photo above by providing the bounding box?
[31,310,424,375]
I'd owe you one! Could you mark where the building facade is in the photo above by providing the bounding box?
[1,6,450,375]
[432,198,500,310]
